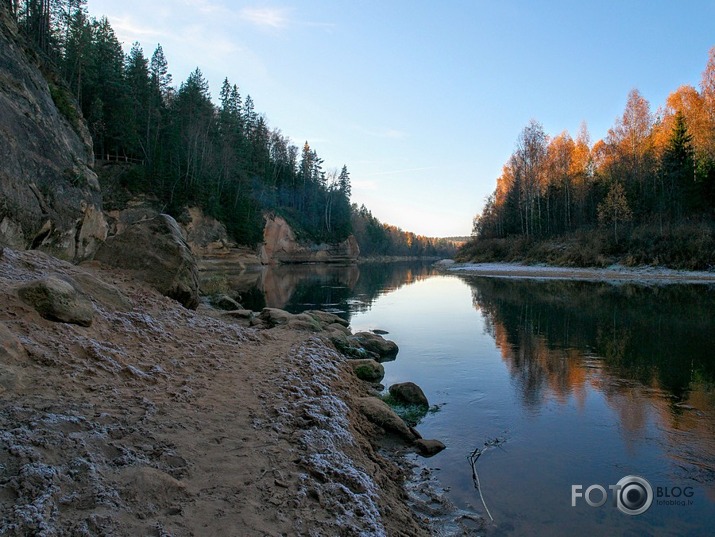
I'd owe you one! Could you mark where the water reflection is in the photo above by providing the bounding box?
[199,261,438,320]
[467,276,715,488]
[199,260,715,532]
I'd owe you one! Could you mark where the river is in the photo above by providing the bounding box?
[201,261,715,535]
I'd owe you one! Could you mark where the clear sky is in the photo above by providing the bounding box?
[86,0,715,238]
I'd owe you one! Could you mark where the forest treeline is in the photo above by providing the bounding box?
[351,205,457,258]
[460,48,715,269]
[5,0,456,257]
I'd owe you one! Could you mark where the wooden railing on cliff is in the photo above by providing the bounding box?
[97,154,145,166]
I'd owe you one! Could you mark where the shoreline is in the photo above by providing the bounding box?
[0,248,447,536]
[439,261,715,284]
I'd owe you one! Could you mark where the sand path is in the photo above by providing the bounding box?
[0,248,430,536]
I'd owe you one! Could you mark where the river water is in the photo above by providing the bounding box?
[202,261,715,535]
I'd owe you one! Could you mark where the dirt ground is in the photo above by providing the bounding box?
[0,248,440,536]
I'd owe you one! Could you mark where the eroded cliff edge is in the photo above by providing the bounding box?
[0,9,107,261]
[259,214,360,265]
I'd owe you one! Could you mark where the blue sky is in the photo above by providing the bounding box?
[87,0,715,237]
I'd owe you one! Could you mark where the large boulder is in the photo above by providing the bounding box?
[351,332,399,359]
[348,359,385,382]
[94,214,200,309]
[0,11,106,261]
[356,397,416,442]
[304,309,350,328]
[414,439,446,457]
[258,307,295,327]
[389,382,429,408]
[259,214,360,264]
[71,271,133,312]
[17,276,94,326]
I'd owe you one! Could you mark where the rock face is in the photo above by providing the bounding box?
[259,215,360,264]
[0,11,107,261]
[94,214,200,309]
[183,207,232,257]
[17,276,94,327]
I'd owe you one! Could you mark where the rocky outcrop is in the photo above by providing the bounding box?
[94,214,200,309]
[0,11,107,261]
[259,215,359,264]
[183,207,233,257]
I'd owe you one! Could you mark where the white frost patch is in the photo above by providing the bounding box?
[448,262,715,284]
[271,337,388,536]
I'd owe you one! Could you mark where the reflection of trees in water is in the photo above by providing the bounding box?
[261,264,360,317]
[349,262,437,314]
[209,261,439,322]
[471,277,715,403]
[488,309,588,411]
[470,277,715,484]
[276,262,439,320]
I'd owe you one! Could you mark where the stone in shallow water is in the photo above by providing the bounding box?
[211,294,242,311]
[350,332,398,359]
[356,397,416,442]
[349,359,385,382]
[389,381,429,407]
[415,439,446,457]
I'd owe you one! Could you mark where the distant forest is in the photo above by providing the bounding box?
[461,48,715,269]
[5,0,456,257]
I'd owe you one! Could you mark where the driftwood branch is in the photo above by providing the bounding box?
[467,436,507,523]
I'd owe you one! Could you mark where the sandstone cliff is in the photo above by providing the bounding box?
[259,214,360,264]
[0,10,107,261]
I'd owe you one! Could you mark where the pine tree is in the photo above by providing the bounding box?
[660,111,695,218]
[125,42,152,160]
[149,44,172,102]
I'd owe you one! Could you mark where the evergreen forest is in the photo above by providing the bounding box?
[6,0,457,258]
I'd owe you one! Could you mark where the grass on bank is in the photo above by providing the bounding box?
[457,221,715,271]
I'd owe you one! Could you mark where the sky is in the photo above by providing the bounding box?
[86,0,715,238]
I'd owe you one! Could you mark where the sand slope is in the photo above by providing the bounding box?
[0,248,430,536]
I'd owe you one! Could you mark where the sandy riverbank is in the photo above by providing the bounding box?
[439,261,715,284]
[0,248,449,536]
